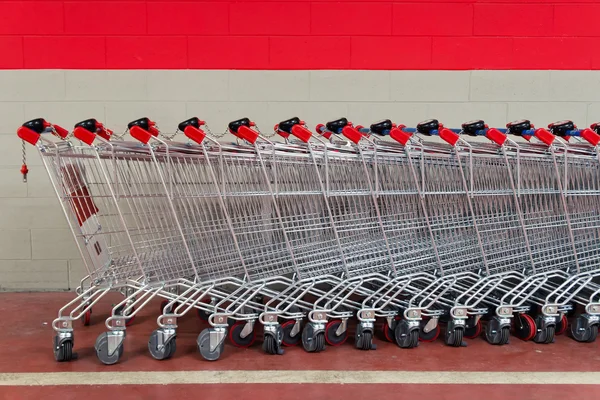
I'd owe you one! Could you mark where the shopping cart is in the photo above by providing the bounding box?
[17,113,600,365]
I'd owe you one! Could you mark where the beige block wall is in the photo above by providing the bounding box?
[0,69,598,291]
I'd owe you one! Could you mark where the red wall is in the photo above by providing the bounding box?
[2,1,600,70]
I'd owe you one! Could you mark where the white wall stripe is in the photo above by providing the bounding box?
[0,371,598,386]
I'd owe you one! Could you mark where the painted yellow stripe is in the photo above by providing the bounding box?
[0,371,599,386]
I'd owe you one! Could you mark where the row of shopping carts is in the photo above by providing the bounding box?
[17,115,600,365]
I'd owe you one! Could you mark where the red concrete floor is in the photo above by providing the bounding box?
[0,292,598,399]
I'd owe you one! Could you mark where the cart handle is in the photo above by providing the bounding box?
[73,119,113,145]
[128,118,159,144]
[17,118,69,145]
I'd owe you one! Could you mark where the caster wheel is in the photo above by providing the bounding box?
[54,339,74,362]
[356,329,374,351]
[262,326,284,355]
[281,320,301,347]
[570,315,599,343]
[485,318,510,345]
[95,332,122,365]
[464,319,482,339]
[301,323,325,353]
[532,315,555,344]
[555,314,568,335]
[228,322,256,348]
[419,319,440,342]
[325,320,348,346]
[382,317,399,343]
[513,314,536,341]
[445,326,464,347]
[394,319,419,348]
[115,304,135,327]
[197,328,225,361]
[148,329,176,360]
[81,309,92,326]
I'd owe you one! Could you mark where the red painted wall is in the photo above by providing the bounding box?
[1,1,600,70]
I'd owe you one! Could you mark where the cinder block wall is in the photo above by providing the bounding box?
[2,0,600,290]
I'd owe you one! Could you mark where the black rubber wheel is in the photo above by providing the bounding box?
[409,328,419,348]
[450,327,464,347]
[55,340,73,362]
[394,319,418,348]
[228,322,256,348]
[533,323,555,344]
[514,314,536,341]
[359,330,373,351]
[325,320,348,346]
[262,333,277,355]
[418,319,440,342]
[570,316,598,342]
[315,332,326,352]
[281,320,301,347]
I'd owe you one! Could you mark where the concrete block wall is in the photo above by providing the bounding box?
[1,0,600,290]
[2,69,600,291]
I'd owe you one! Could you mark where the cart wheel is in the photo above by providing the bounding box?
[445,326,464,347]
[262,327,284,355]
[464,319,482,339]
[570,315,599,343]
[484,317,510,345]
[357,330,373,351]
[281,320,301,347]
[114,304,135,327]
[95,332,122,365]
[555,314,568,335]
[148,329,176,360]
[301,322,325,353]
[81,309,92,326]
[533,315,555,344]
[394,319,418,348]
[325,319,347,346]
[513,313,536,341]
[54,338,73,362]
[228,321,256,348]
[418,319,440,342]
[197,328,224,361]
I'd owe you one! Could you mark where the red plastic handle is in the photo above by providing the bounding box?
[342,126,362,144]
[235,125,259,144]
[315,124,332,139]
[184,125,206,144]
[439,128,460,146]
[130,125,153,144]
[485,128,507,146]
[73,126,96,145]
[580,128,600,146]
[390,127,412,146]
[534,128,555,146]
[291,125,312,143]
[53,124,69,139]
[17,126,41,145]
